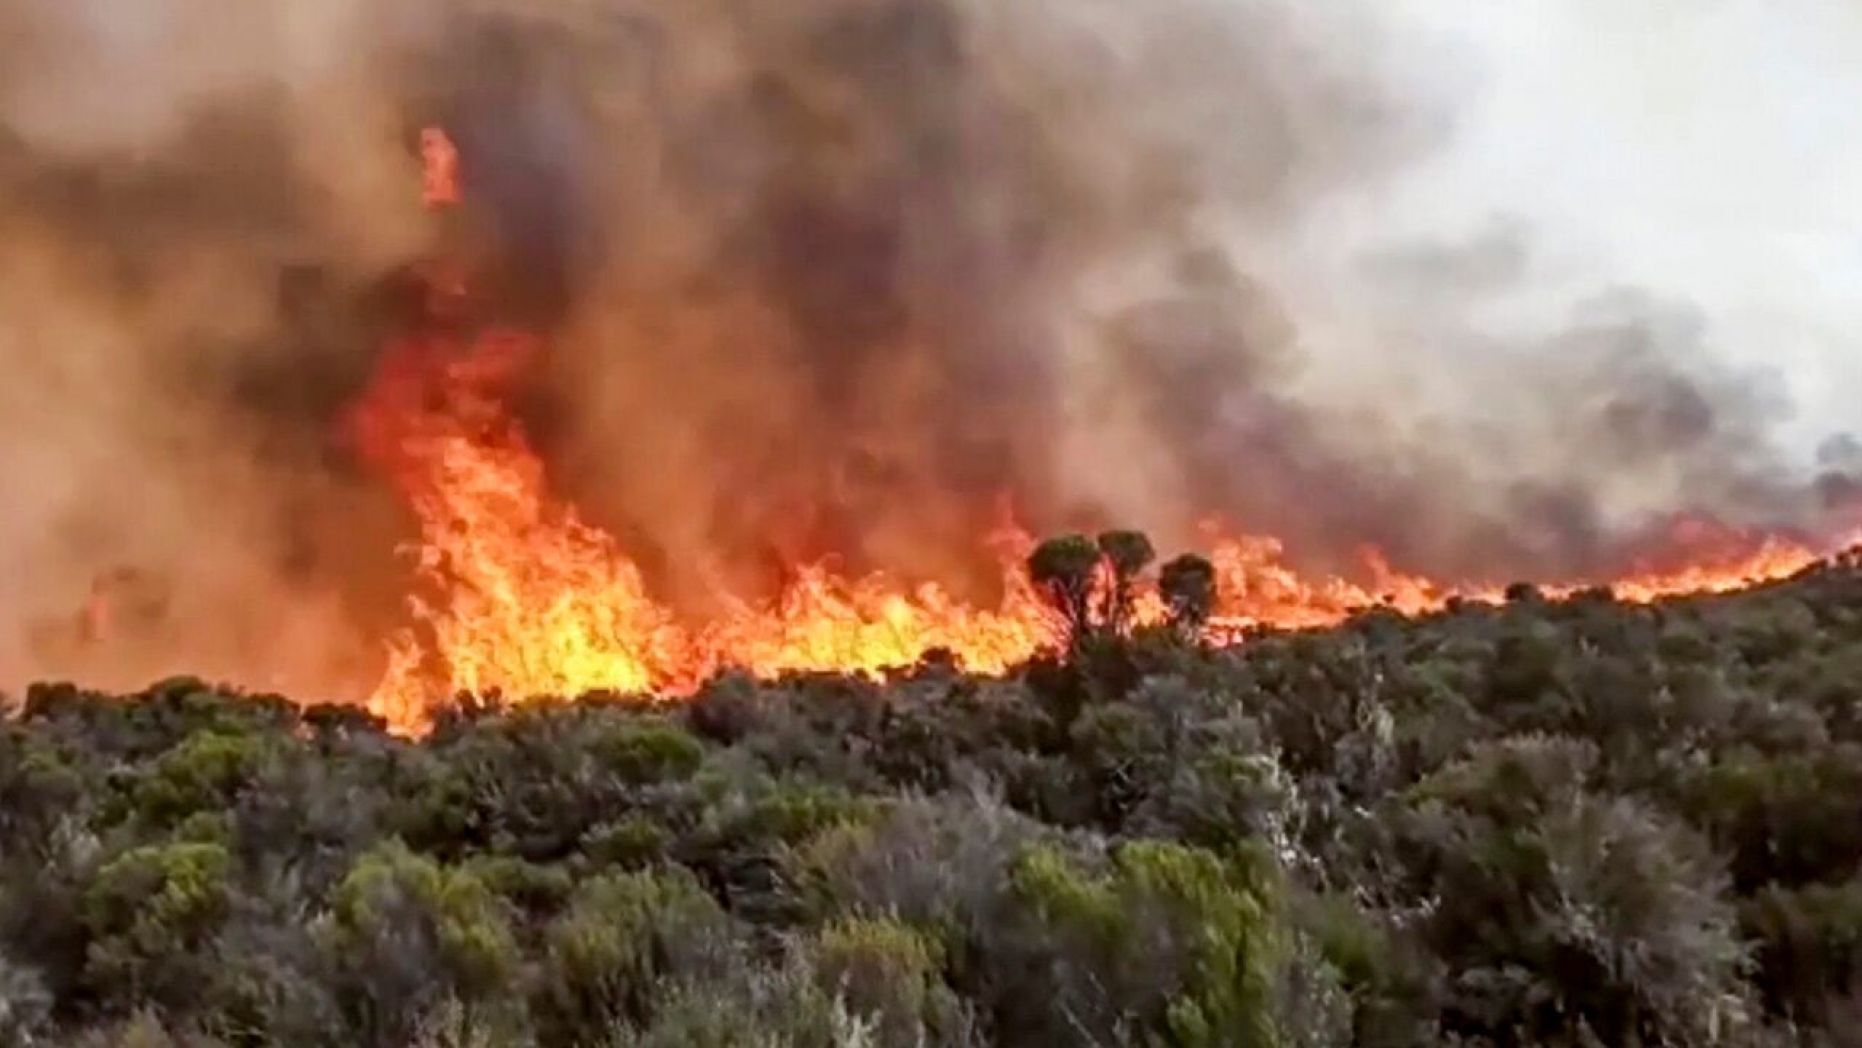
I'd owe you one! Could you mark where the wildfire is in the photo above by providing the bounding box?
[347,129,1845,732]
[347,324,1056,729]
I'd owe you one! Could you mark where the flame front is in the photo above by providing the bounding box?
[348,328,678,727]
[347,324,1055,729]
[347,130,1843,733]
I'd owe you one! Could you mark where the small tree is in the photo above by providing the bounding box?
[1160,554,1217,637]
[1028,535,1103,646]
[1504,581,1542,605]
[1097,530,1157,634]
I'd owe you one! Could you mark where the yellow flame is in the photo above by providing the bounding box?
[348,130,1844,734]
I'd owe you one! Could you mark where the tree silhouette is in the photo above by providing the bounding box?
[1160,553,1217,636]
[1028,534,1103,645]
[1097,530,1156,634]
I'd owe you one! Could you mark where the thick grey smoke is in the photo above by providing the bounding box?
[0,0,1851,695]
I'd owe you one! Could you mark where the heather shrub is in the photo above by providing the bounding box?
[320,842,522,1045]
[81,841,233,1014]
[536,868,736,1041]
[0,560,1858,1043]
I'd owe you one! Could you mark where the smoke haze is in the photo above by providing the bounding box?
[0,0,1853,697]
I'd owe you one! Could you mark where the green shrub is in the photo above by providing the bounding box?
[537,868,735,1040]
[6,557,1862,1044]
[322,842,521,1044]
[1006,840,1282,1046]
[1744,878,1862,1026]
[126,731,270,829]
[581,816,672,871]
[82,842,232,1010]
[806,916,971,1044]
[1397,740,1755,1044]
[590,722,706,785]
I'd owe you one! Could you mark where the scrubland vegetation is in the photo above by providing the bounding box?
[4,544,1862,1046]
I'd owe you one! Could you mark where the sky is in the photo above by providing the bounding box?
[1291,0,1862,456]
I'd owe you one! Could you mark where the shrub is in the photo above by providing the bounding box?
[1396,740,1756,1044]
[1743,878,1862,1027]
[82,841,233,1012]
[321,842,521,1045]
[537,868,735,1040]
[806,917,973,1045]
[0,953,50,1045]
[1000,840,1282,1046]
[6,557,1862,1044]
[126,731,269,828]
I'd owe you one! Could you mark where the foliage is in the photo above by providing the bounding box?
[1006,840,1282,1045]
[1160,553,1218,635]
[1098,530,1158,635]
[536,867,734,1039]
[1027,534,1103,645]
[81,841,232,1013]
[321,841,522,1044]
[3,552,1862,1044]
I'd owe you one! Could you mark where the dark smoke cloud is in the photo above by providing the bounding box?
[493,0,1448,600]
[0,0,1851,695]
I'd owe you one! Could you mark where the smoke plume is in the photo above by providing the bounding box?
[0,0,1851,697]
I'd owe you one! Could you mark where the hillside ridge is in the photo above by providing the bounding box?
[3,554,1861,1045]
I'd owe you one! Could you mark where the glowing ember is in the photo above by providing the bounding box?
[346,128,1846,732]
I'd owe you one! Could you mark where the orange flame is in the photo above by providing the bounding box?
[351,322,1835,733]
[347,325,1055,729]
[349,129,1847,733]
[420,127,462,209]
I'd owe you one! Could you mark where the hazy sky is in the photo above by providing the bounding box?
[1294,0,1862,456]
